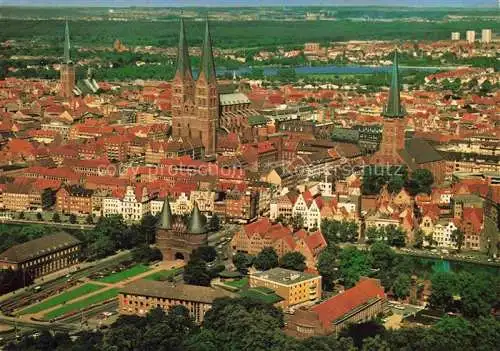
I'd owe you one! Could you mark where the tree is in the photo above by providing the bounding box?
[321,219,359,244]
[192,246,217,263]
[413,228,424,249]
[385,225,406,247]
[339,246,371,288]
[36,212,43,221]
[316,246,339,290]
[429,271,456,311]
[68,214,77,224]
[41,189,55,209]
[290,214,304,231]
[365,226,381,244]
[451,228,465,252]
[279,252,306,272]
[183,256,211,287]
[232,252,251,275]
[86,214,94,224]
[392,274,411,300]
[406,169,434,196]
[132,245,162,264]
[18,212,25,220]
[139,213,158,245]
[253,247,279,271]
[208,214,220,232]
[52,212,61,223]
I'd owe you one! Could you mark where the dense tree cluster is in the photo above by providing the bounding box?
[183,246,223,287]
[6,298,500,351]
[365,225,406,247]
[320,219,359,244]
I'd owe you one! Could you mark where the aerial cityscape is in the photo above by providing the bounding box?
[0,2,498,350]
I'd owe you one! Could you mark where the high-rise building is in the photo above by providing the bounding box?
[451,32,460,41]
[171,19,219,155]
[481,29,492,43]
[59,21,75,98]
[466,30,476,44]
[371,51,406,165]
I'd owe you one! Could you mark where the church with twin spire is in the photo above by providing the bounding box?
[171,19,219,156]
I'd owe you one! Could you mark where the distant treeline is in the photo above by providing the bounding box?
[0,19,497,49]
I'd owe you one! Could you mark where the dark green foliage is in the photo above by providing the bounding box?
[131,245,163,264]
[366,225,406,247]
[192,246,217,263]
[339,321,385,349]
[183,256,211,287]
[68,214,77,224]
[406,169,434,196]
[362,165,408,195]
[339,246,371,288]
[316,246,340,290]
[321,219,359,244]
[253,247,279,271]
[52,212,61,223]
[232,252,252,275]
[279,252,306,272]
[0,268,33,294]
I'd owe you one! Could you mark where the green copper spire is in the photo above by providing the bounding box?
[158,197,173,230]
[198,19,216,83]
[188,202,207,234]
[175,18,193,79]
[64,20,71,64]
[383,50,405,118]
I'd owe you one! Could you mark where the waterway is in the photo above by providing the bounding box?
[204,64,443,78]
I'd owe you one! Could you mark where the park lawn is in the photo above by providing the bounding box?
[97,264,151,284]
[144,267,183,281]
[224,277,249,289]
[43,288,120,321]
[19,283,104,315]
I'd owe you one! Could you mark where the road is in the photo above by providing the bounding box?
[0,251,132,314]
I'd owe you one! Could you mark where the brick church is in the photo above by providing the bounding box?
[171,19,219,156]
[371,51,406,165]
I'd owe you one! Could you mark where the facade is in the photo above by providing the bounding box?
[155,199,209,262]
[481,29,492,43]
[250,268,322,309]
[102,185,153,221]
[285,278,387,338]
[371,51,406,165]
[56,185,93,215]
[171,19,218,155]
[60,21,75,98]
[466,30,476,43]
[231,218,327,270]
[0,232,81,280]
[119,280,229,323]
[451,32,460,41]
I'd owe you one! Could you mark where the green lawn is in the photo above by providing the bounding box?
[19,283,104,315]
[43,288,120,321]
[97,264,151,284]
[143,268,183,281]
[239,287,283,304]
[224,277,249,289]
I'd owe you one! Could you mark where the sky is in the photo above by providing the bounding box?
[0,0,497,7]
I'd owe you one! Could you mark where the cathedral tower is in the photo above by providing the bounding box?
[171,18,195,139]
[59,21,75,99]
[194,19,219,156]
[372,50,406,165]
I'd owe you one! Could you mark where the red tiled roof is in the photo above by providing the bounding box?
[312,278,386,329]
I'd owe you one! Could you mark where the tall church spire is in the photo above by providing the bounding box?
[175,18,193,80]
[188,202,207,234]
[383,50,405,118]
[64,20,71,64]
[198,19,216,83]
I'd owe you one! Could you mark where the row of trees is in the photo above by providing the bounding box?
[232,248,307,275]
[362,166,434,197]
[6,298,500,351]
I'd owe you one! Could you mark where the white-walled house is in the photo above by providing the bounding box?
[102,185,153,222]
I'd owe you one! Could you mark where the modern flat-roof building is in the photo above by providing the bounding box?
[0,232,81,280]
[466,30,476,43]
[119,280,230,323]
[250,268,321,309]
[481,29,492,43]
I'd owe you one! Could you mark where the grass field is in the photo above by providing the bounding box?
[97,264,151,284]
[19,283,104,315]
[143,268,183,281]
[43,288,120,321]
[224,277,249,289]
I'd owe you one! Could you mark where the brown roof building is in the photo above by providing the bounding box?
[0,232,81,280]
[119,279,230,323]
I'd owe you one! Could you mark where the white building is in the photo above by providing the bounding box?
[466,30,476,44]
[432,220,458,249]
[481,29,492,43]
[451,32,460,41]
[292,192,322,230]
[102,185,153,222]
